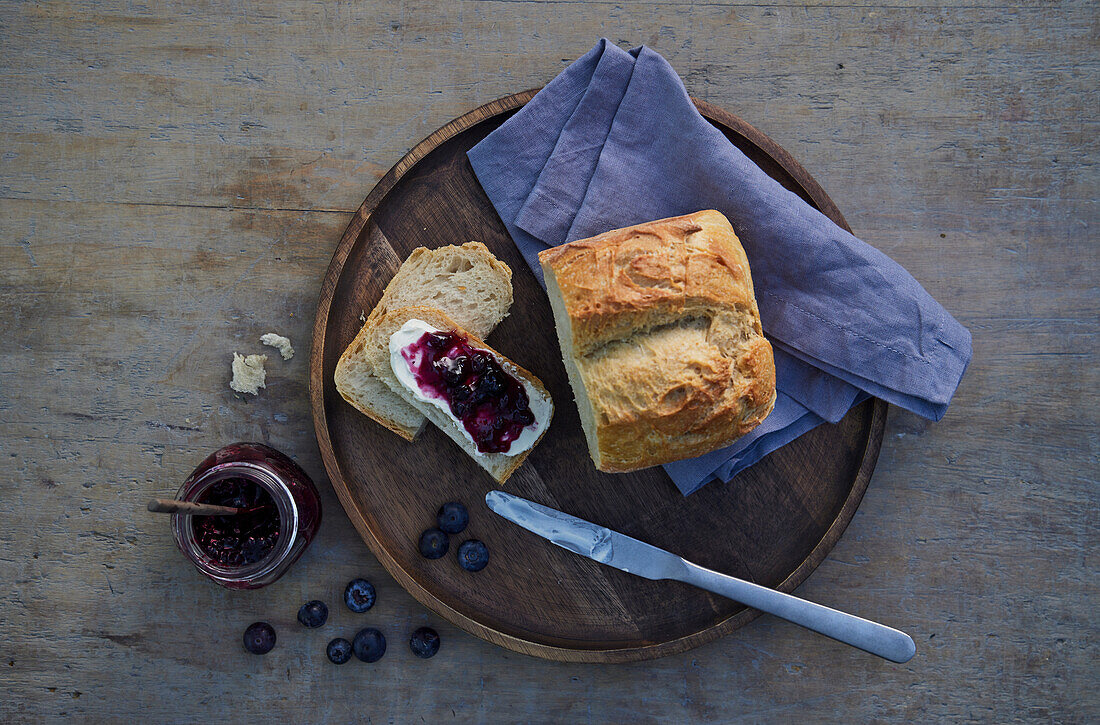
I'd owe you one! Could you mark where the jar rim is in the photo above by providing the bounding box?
[171,461,299,582]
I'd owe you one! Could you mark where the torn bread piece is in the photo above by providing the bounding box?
[230,353,268,395]
[335,242,513,441]
[366,305,552,485]
[260,333,294,360]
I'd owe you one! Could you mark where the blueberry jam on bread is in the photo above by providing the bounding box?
[368,306,553,485]
[397,328,537,454]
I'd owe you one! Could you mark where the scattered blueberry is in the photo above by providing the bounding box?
[409,627,440,659]
[297,600,328,628]
[436,502,469,535]
[344,578,376,613]
[326,637,353,664]
[419,528,449,559]
[243,621,276,655]
[457,539,489,572]
[352,627,387,663]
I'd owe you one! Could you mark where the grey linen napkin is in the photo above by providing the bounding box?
[468,39,972,494]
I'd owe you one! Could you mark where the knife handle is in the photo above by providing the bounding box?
[676,561,916,663]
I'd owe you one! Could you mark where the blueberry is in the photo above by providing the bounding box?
[419,528,449,559]
[352,627,387,663]
[425,332,451,351]
[434,355,468,386]
[297,600,328,628]
[479,371,504,396]
[326,637,352,665]
[409,627,440,659]
[451,398,472,419]
[469,418,495,443]
[243,621,276,655]
[241,536,274,563]
[457,539,489,572]
[343,578,376,613]
[436,502,469,534]
[469,354,488,374]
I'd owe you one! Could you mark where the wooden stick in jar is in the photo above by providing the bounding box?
[147,498,242,516]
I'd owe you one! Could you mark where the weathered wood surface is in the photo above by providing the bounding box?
[1,0,1096,721]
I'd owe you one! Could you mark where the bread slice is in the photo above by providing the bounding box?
[335,243,513,440]
[539,210,776,472]
[365,305,553,484]
[366,242,513,337]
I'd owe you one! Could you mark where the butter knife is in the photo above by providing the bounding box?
[485,490,915,663]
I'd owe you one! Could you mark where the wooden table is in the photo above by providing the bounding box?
[2,2,1095,721]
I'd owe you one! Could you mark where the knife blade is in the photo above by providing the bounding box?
[485,490,916,663]
[484,489,687,580]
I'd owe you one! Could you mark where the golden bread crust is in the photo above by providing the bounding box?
[539,210,776,473]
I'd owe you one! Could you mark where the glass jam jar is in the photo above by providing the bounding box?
[172,442,322,589]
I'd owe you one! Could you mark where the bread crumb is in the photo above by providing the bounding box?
[260,332,294,360]
[359,311,366,324]
[230,353,268,395]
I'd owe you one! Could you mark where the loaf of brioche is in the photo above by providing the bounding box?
[334,243,513,440]
[365,306,553,485]
[538,210,776,473]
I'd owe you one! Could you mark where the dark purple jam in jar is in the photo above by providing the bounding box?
[193,478,280,566]
[401,330,536,454]
[172,443,321,590]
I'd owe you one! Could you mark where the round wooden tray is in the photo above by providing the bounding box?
[310,90,887,663]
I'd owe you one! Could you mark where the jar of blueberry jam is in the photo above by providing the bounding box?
[171,442,321,590]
